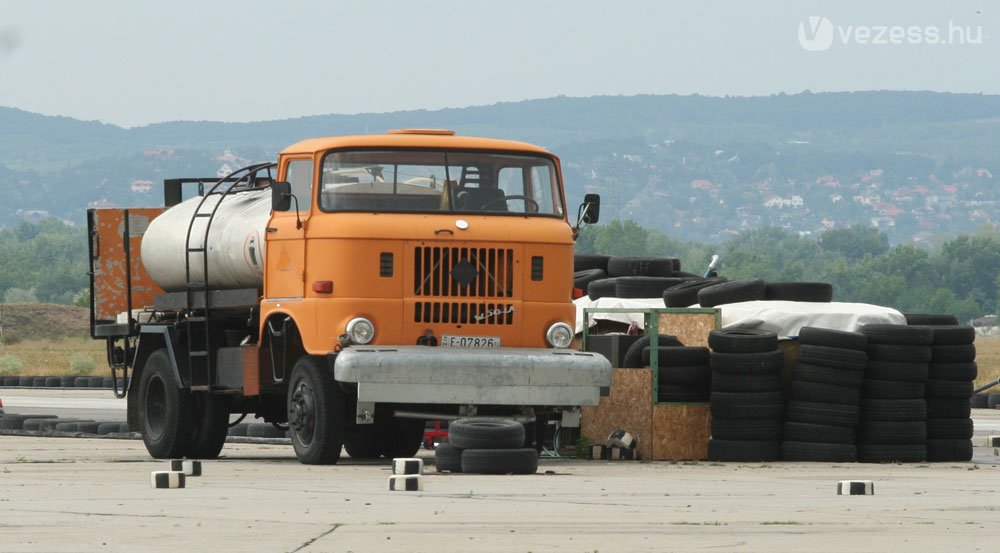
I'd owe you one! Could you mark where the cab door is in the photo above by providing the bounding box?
[264,157,314,300]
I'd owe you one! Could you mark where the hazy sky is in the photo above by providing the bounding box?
[0,0,996,127]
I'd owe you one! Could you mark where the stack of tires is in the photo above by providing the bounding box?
[924,324,977,462]
[434,418,538,475]
[707,329,784,462]
[663,277,728,308]
[579,255,691,300]
[574,254,611,295]
[640,344,712,403]
[781,327,867,462]
[858,324,933,463]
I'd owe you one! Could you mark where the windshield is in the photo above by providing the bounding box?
[319,150,564,216]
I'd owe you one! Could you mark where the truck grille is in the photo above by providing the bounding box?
[413,246,514,298]
[414,301,515,325]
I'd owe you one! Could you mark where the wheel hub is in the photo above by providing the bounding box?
[289,382,316,442]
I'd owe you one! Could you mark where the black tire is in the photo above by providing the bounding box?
[1,414,53,430]
[990,393,1000,409]
[74,377,89,388]
[858,421,927,444]
[2,376,19,386]
[32,377,46,387]
[607,256,675,278]
[657,365,711,386]
[377,414,426,459]
[59,376,76,387]
[865,361,929,382]
[54,421,81,432]
[574,254,611,273]
[711,371,782,393]
[710,391,785,419]
[246,424,268,438]
[859,398,927,421]
[798,344,867,370]
[448,417,525,450]
[797,327,867,351]
[867,344,932,363]
[76,421,101,434]
[573,268,608,291]
[904,313,959,326]
[711,417,782,441]
[785,400,860,427]
[287,355,346,465]
[434,442,463,473]
[139,349,193,459]
[343,424,381,459]
[782,422,855,444]
[621,335,683,368]
[642,346,710,368]
[615,276,687,299]
[460,448,539,474]
[926,418,973,440]
[928,397,972,419]
[707,439,780,462]
[663,278,728,308]
[780,441,857,462]
[709,350,784,375]
[587,278,618,300]
[44,376,60,387]
[861,324,933,345]
[858,443,927,463]
[926,439,973,462]
[97,421,123,435]
[861,379,925,400]
[764,282,833,303]
[789,381,860,405]
[186,392,231,459]
[970,393,989,409]
[928,325,976,346]
[930,345,976,364]
[657,386,711,403]
[697,278,766,308]
[793,363,865,388]
[708,329,778,354]
[925,379,973,399]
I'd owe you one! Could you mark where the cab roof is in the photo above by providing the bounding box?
[280,130,553,157]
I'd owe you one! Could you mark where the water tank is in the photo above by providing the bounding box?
[141,189,270,292]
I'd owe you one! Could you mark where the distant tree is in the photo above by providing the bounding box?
[4,287,38,303]
[818,225,889,261]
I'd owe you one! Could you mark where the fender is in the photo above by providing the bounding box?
[133,325,185,388]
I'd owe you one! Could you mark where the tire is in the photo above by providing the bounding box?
[925,379,973,399]
[711,371,782,393]
[59,376,76,388]
[926,439,973,462]
[587,278,618,300]
[448,417,525,450]
[287,355,346,465]
[76,421,101,434]
[642,346,710,368]
[861,379,925,400]
[697,279,766,308]
[707,439,780,462]
[344,424,381,459]
[928,398,972,419]
[782,422,855,444]
[377,414,425,459]
[780,441,857,462]
[857,421,927,444]
[789,381,860,405]
[785,401,860,427]
[709,350,784,375]
[710,391,785,419]
[606,256,675,278]
[970,393,989,409]
[793,363,865,388]
[708,329,778,354]
[867,344,932,363]
[663,278,728,308]
[861,324,934,346]
[621,335,683,368]
[615,276,687,299]
[434,442,463,473]
[928,325,976,346]
[990,393,1000,409]
[90,376,104,388]
[797,327,867,351]
[186,392,231,459]
[574,254,611,273]
[2,376,19,386]
[858,444,927,463]
[44,376,60,387]
[74,377,89,388]
[798,345,867,370]
[32,377,46,387]
[926,418,973,440]
[657,365,711,386]
[54,422,81,432]
[138,349,193,459]
[764,282,833,303]
[460,448,539,474]
[865,361,929,382]
[859,398,927,421]
[930,345,976,364]
[711,417,782,441]
[0,413,55,430]
[658,386,711,403]
[574,268,608,291]
[904,313,958,326]
[97,421,123,435]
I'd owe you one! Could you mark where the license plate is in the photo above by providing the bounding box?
[440,335,500,348]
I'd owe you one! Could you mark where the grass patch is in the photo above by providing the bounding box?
[0,336,105,376]
[974,336,1000,388]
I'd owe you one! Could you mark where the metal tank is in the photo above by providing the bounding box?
[141,189,270,292]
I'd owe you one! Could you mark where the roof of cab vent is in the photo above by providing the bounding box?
[387,129,456,136]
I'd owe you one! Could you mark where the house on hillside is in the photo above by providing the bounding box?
[130,179,153,193]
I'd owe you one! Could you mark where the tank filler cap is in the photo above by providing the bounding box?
[387,129,455,135]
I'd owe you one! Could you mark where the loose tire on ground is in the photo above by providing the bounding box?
[448,417,525,450]
[434,442,463,473]
[460,448,539,474]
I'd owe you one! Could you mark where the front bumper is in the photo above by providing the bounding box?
[332,346,612,407]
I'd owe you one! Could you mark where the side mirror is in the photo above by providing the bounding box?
[271,181,292,212]
[581,193,601,224]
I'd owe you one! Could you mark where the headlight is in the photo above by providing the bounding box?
[346,318,375,345]
[546,322,574,348]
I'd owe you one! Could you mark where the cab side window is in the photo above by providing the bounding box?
[285,159,314,211]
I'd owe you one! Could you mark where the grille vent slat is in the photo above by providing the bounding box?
[414,246,514,298]
[414,301,514,325]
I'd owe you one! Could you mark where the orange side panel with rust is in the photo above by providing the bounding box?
[91,208,165,323]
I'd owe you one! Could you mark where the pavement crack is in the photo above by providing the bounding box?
[288,523,340,553]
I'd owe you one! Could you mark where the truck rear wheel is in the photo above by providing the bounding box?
[139,348,193,459]
[344,424,381,459]
[377,416,425,459]
[287,356,345,464]
[187,393,231,459]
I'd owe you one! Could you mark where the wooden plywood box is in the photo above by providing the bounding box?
[581,368,654,460]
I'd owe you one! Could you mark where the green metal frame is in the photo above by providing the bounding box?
[582,307,721,405]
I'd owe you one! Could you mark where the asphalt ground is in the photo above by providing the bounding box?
[1,411,999,553]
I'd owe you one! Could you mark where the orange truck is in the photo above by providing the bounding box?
[88,129,611,464]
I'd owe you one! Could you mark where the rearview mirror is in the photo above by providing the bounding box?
[581,193,601,224]
[271,181,292,212]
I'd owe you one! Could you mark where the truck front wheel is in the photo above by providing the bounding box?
[287,356,345,464]
[139,348,193,459]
